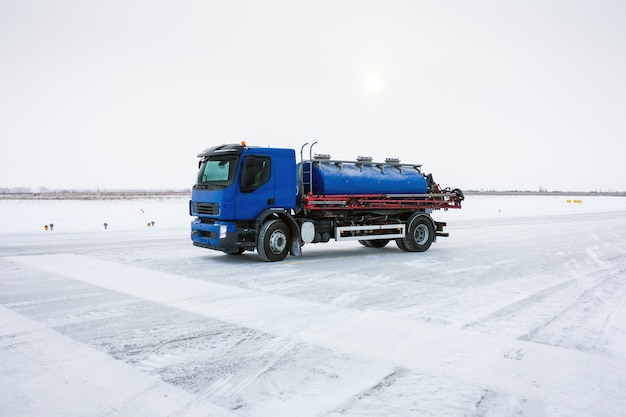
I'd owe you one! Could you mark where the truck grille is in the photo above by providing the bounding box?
[194,202,220,215]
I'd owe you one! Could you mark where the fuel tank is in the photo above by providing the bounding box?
[301,158,429,195]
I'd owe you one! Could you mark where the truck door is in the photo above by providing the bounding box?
[235,155,275,220]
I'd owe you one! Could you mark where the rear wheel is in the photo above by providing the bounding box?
[227,247,245,255]
[257,219,291,262]
[368,239,390,248]
[395,238,409,251]
[400,214,435,252]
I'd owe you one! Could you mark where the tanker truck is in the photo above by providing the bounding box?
[190,142,463,261]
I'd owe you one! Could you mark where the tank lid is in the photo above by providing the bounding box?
[314,153,332,160]
[356,156,373,162]
[385,157,401,164]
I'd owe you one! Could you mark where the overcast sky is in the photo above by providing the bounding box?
[1,0,625,192]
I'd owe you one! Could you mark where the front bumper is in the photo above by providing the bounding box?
[190,219,240,253]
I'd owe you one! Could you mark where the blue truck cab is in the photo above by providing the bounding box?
[190,143,298,255]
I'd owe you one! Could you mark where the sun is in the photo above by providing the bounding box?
[364,74,384,95]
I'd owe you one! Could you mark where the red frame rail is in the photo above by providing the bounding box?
[302,192,463,212]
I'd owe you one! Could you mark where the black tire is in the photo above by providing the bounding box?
[227,247,245,255]
[359,239,390,248]
[400,214,435,252]
[257,219,291,262]
[395,238,409,251]
[367,239,390,248]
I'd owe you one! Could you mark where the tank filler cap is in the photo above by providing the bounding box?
[314,153,331,160]
[385,157,400,164]
[356,156,373,162]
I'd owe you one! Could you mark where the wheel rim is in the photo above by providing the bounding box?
[269,229,287,254]
[413,224,429,245]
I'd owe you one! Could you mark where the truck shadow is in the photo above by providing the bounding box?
[201,245,405,265]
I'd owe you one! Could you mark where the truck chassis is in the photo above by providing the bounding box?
[248,189,464,261]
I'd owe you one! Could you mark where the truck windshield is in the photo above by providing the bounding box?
[196,155,239,189]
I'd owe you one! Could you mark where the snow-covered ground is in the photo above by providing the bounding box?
[1,194,626,417]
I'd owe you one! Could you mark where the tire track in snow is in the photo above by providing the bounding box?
[204,335,299,399]
[7,253,626,416]
[521,265,626,355]
[0,305,239,417]
[462,279,577,337]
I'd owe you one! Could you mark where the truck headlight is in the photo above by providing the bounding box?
[219,225,227,239]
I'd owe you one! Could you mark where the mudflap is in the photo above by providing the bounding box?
[291,240,302,257]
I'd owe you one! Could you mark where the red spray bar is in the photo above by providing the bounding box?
[303,190,463,212]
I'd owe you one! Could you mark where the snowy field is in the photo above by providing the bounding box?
[1,194,626,417]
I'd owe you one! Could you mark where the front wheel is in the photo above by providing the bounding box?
[257,219,291,262]
[399,214,435,252]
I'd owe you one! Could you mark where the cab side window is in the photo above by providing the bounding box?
[240,156,271,193]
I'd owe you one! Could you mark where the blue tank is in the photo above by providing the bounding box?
[301,160,428,195]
